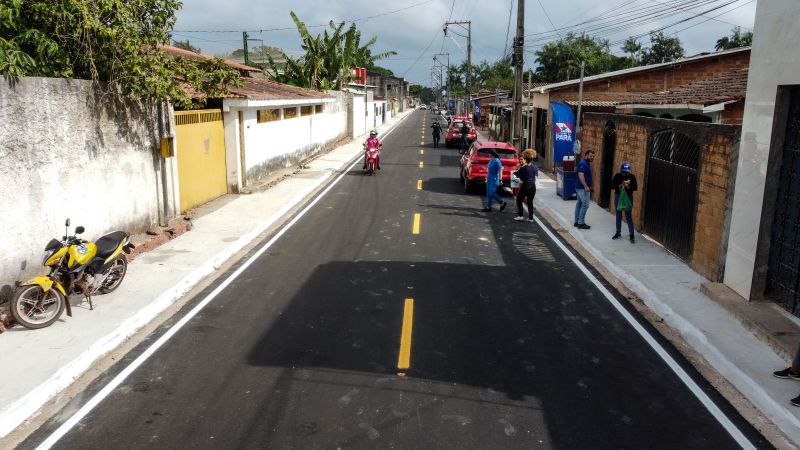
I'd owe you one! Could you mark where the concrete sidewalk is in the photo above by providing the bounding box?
[0,110,414,443]
[529,167,800,446]
[3,112,799,447]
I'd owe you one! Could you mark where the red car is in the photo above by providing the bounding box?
[459,141,519,193]
[445,120,478,148]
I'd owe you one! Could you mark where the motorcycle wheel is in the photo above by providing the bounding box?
[368,161,374,176]
[99,256,128,294]
[10,284,66,329]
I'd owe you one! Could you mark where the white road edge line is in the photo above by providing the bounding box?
[35,113,412,450]
[531,214,756,450]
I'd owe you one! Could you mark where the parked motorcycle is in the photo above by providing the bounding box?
[10,219,135,329]
[364,145,380,176]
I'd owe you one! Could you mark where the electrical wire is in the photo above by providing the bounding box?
[536,0,562,40]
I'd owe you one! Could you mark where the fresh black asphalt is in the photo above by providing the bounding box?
[22,110,771,449]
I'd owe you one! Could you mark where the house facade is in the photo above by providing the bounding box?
[723,1,800,318]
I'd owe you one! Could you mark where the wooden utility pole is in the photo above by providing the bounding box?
[512,0,525,150]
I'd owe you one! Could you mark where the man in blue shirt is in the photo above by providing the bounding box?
[574,149,596,229]
[482,149,507,212]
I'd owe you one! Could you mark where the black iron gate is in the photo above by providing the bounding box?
[599,121,617,208]
[766,86,800,316]
[643,129,701,260]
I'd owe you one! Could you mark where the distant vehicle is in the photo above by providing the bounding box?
[445,120,477,148]
[420,104,427,110]
[459,141,519,193]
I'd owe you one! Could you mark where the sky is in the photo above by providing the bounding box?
[172,0,757,86]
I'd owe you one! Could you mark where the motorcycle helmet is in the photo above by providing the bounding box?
[370,130,378,137]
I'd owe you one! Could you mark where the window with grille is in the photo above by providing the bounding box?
[257,109,280,123]
[284,107,298,119]
[301,105,312,117]
[315,104,323,114]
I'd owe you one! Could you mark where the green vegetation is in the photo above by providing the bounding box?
[0,0,241,108]
[715,26,753,51]
[265,11,396,90]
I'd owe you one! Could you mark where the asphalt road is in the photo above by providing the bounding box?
[23,110,771,449]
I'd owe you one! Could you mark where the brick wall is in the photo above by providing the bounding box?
[580,113,741,281]
[548,51,750,103]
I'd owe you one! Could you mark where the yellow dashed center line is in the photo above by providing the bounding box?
[417,179,422,190]
[420,149,424,155]
[412,213,421,234]
[419,161,424,168]
[420,141,425,145]
[397,298,414,370]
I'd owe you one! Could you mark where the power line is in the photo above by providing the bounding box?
[536,0,562,40]
[174,0,435,33]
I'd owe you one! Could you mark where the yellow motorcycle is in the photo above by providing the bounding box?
[11,219,135,329]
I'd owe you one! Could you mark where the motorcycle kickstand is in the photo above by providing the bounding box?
[85,295,94,311]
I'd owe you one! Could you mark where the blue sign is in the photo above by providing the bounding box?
[550,102,575,165]
[448,99,455,110]
[474,100,481,121]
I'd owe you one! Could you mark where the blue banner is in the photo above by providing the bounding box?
[474,100,481,121]
[448,99,455,110]
[550,102,575,165]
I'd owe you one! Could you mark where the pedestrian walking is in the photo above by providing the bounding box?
[431,121,442,148]
[483,149,507,212]
[514,149,539,222]
[611,162,638,243]
[773,342,800,406]
[574,149,596,229]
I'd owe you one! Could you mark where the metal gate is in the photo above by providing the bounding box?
[766,86,800,316]
[643,129,700,260]
[599,121,617,208]
[175,109,227,212]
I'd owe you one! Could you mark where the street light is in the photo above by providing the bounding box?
[433,53,449,108]
[442,21,471,115]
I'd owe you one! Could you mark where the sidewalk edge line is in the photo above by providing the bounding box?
[28,112,411,449]
[531,205,757,450]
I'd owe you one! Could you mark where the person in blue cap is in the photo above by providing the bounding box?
[611,161,638,243]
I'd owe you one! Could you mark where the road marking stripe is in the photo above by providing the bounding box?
[397,298,414,370]
[417,180,422,191]
[419,161,424,168]
[412,213,421,234]
[530,215,756,450]
[33,111,416,450]
[420,149,424,155]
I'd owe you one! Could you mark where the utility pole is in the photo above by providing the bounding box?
[242,32,250,66]
[443,21,472,115]
[512,0,525,150]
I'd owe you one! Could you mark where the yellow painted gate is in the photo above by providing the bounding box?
[175,109,227,212]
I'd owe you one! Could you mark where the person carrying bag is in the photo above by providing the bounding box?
[612,162,638,243]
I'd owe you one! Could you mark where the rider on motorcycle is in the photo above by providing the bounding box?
[363,129,382,170]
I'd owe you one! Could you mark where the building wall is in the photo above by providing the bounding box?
[547,50,751,103]
[0,77,171,300]
[223,96,348,188]
[582,113,740,281]
[724,1,800,299]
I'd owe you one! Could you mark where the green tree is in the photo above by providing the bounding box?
[173,39,201,53]
[410,84,434,103]
[621,37,642,61]
[640,31,684,65]
[534,33,630,82]
[367,65,394,76]
[0,0,241,108]
[715,26,753,51]
[266,11,396,90]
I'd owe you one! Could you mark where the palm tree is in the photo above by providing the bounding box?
[621,37,641,60]
[715,26,753,51]
[266,12,396,90]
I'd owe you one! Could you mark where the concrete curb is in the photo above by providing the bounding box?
[532,173,800,443]
[0,110,415,440]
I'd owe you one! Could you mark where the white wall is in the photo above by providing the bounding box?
[0,78,171,297]
[724,1,800,298]
[223,94,348,189]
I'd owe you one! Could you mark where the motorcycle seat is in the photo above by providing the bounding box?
[95,231,129,259]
